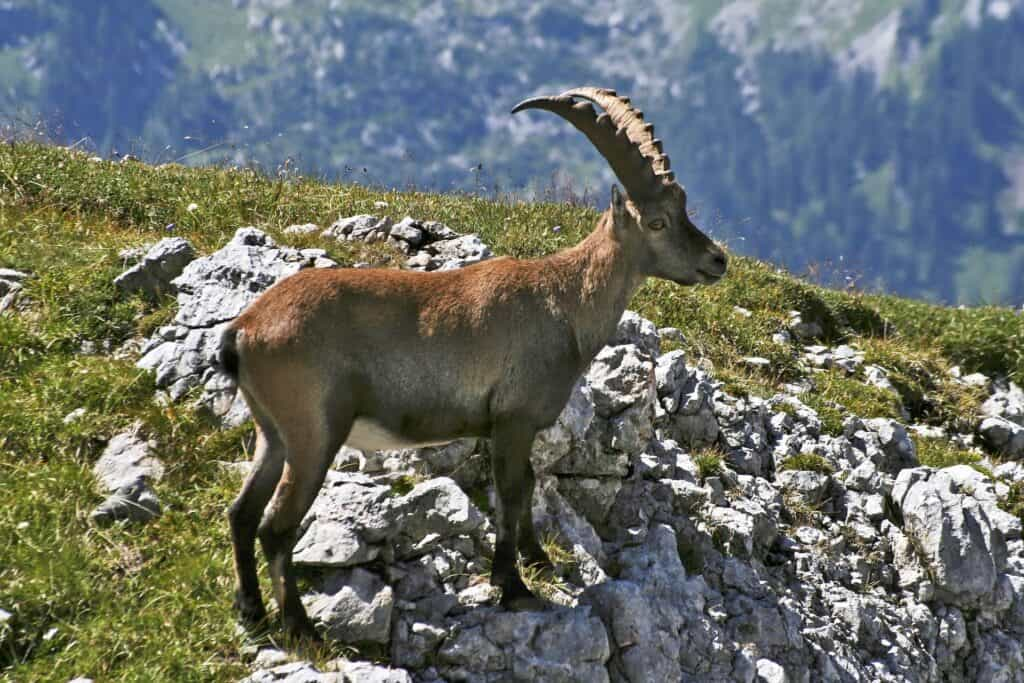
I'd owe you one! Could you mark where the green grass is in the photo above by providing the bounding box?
[778,453,834,475]
[693,449,724,481]
[914,437,991,478]
[1,141,1022,680]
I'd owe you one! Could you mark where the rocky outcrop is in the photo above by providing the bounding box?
[131,217,493,428]
[116,224,1024,681]
[114,237,196,298]
[134,227,335,426]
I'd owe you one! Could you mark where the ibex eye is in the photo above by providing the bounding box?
[649,219,666,231]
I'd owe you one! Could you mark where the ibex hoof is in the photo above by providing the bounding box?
[498,578,547,611]
[283,616,323,646]
[501,591,548,612]
[234,595,269,631]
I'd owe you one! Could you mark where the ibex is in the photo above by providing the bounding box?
[220,87,727,640]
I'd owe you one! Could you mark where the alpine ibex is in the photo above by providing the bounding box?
[220,87,727,640]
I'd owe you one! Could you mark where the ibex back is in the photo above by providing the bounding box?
[221,87,727,641]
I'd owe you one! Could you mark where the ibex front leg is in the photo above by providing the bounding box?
[490,420,546,609]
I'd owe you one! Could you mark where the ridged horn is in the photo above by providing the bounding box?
[512,89,665,201]
[560,87,674,183]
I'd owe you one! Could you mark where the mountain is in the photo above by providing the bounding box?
[2,0,1024,304]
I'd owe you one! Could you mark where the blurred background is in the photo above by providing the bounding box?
[1,0,1022,305]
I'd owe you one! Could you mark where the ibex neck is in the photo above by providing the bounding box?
[557,213,646,365]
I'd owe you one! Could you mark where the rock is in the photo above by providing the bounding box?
[437,607,610,682]
[612,310,660,358]
[658,326,685,345]
[389,217,425,248]
[418,220,459,241]
[0,607,12,650]
[295,474,484,568]
[584,524,734,680]
[91,480,162,525]
[321,214,393,243]
[979,416,1024,458]
[252,648,289,668]
[863,364,898,394]
[982,381,1024,427]
[893,467,1007,606]
[0,268,29,313]
[389,477,485,557]
[550,344,655,476]
[304,568,394,644]
[588,344,655,417]
[830,345,864,374]
[241,661,334,682]
[995,461,1024,482]
[334,660,413,683]
[427,234,492,271]
[114,237,196,298]
[557,476,622,528]
[92,429,164,491]
[706,499,778,559]
[405,253,432,269]
[293,472,393,567]
[283,223,319,235]
[136,228,335,424]
[531,377,595,473]
[657,353,719,449]
[851,418,918,474]
[787,311,823,341]
[0,267,29,284]
[776,470,831,507]
[960,372,991,390]
[756,658,788,682]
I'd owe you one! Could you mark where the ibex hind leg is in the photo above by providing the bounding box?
[258,412,350,642]
[228,420,285,630]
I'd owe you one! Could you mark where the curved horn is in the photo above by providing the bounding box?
[512,91,664,201]
[560,87,674,184]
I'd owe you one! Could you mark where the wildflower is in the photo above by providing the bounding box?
[165,223,176,232]
[187,202,199,212]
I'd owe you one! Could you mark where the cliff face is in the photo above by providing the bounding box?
[3,1,1024,304]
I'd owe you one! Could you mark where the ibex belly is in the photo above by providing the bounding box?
[344,417,464,451]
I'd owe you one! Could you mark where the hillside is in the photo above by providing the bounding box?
[2,144,1024,680]
[2,0,1024,304]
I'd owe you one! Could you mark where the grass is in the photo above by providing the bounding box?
[914,437,991,478]
[693,449,724,481]
[778,453,835,475]
[1,140,1022,680]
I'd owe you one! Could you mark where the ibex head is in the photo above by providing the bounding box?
[513,87,727,285]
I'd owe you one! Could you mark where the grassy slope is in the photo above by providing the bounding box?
[1,142,1022,681]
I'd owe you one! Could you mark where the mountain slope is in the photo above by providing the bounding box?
[1,0,1023,304]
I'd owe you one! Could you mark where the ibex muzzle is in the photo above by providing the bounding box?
[222,87,725,642]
